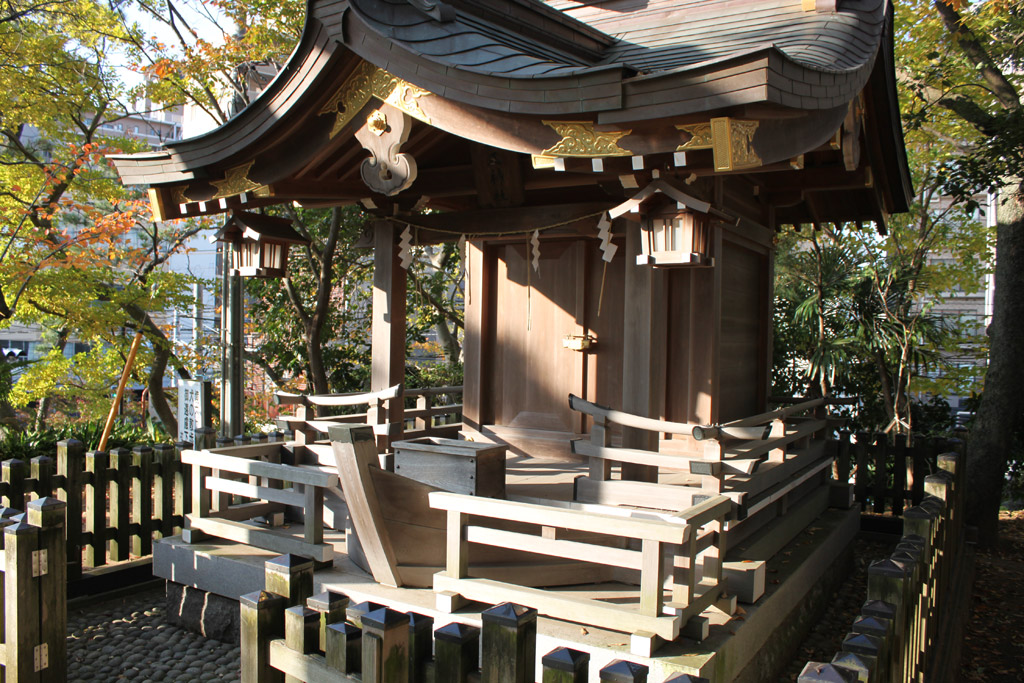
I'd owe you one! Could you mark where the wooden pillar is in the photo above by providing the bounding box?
[222,244,245,438]
[621,221,666,482]
[462,239,491,432]
[372,220,407,450]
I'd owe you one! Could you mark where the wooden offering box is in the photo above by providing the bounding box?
[392,437,506,498]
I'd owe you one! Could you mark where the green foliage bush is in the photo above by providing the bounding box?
[0,419,172,461]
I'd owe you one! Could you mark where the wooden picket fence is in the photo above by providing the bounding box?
[799,452,969,682]
[241,553,711,683]
[0,432,300,580]
[832,431,962,517]
[0,498,68,682]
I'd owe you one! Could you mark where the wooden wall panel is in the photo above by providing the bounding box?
[718,238,767,421]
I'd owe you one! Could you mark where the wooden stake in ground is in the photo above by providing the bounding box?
[98,329,144,451]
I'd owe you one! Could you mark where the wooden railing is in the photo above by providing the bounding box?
[275,385,464,447]
[799,453,967,682]
[240,553,711,683]
[429,491,731,654]
[0,498,68,682]
[0,439,198,579]
[181,439,338,563]
[403,385,463,440]
[567,396,836,559]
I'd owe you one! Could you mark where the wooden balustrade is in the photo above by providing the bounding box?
[181,441,338,563]
[274,385,463,448]
[798,453,968,683]
[0,498,68,682]
[241,553,711,683]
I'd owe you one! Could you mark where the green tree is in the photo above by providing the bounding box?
[897,0,1024,543]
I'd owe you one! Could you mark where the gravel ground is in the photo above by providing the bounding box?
[67,584,240,682]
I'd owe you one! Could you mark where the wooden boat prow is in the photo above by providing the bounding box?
[329,423,619,588]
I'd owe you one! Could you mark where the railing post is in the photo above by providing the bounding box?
[131,445,153,557]
[57,438,84,580]
[4,514,41,682]
[240,590,286,683]
[361,607,409,683]
[435,623,480,683]
[265,554,314,608]
[108,447,132,561]
[481,602,537,683]
[29,497,67,682]
[542,647,589,683]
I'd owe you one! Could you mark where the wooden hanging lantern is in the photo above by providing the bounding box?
[215,211,309,278]
[636,205,713,268]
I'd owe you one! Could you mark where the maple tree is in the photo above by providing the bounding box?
[0,0,206,433]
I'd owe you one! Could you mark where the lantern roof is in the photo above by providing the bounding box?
[215,211,310,246]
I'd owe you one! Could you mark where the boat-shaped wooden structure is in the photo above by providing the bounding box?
[115,0,911,678]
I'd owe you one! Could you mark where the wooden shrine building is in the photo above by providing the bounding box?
[112,1,912,677]
[114,0,909,454]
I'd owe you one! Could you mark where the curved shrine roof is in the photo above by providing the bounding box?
[111,0,910,226]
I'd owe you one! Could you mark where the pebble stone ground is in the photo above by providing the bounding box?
[67,583,240,682]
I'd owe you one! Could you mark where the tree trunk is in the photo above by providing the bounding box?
[306,324,330,395]
[967,188,1024,545]
[148,340,178,436]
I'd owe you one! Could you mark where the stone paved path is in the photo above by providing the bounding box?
[67,584,240,682]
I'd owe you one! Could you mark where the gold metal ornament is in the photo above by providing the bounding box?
[541,121,632,158]
[321,61,432,139]
[211,161,265,200]
[677,117,761,171]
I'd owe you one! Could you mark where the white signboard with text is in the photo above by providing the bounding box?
[177,379,211,444]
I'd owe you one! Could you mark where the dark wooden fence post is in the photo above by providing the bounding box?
[284,605,320,683]
[240,590,286,683]
[30,455,53,498]
[796,663,857,682]
[108,447,132,561]
[264,554,314,608]
[84,449,108,568]
[174,441,191,535]
[2,458,28,511]
[132,445,153,557]
[4,515,40,681]
[867,558,911,681]
[542,647,589,683]
[481,602,537,683]
[57,439,84,579]
[152,444,175,539]
[435,623,480,683]
[409,612,434,682]
[360,607,409,683]
[600,659,648,683]
[325,621,361,674]
[29,497,68,682]
[307,590,349,652]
